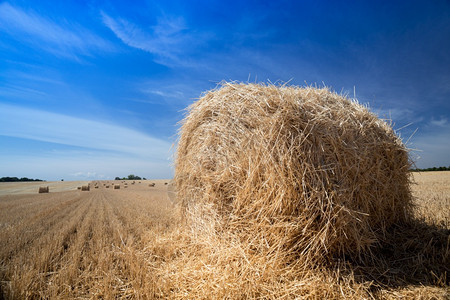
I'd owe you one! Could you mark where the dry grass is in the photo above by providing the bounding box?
[0,175,448,299]
[411,171,450,228]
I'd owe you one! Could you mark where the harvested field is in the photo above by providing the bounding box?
[0,181,91,196]
[0,174,448,299]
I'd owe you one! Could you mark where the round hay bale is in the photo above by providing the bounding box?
[77,186,81,190]
[175,82,412,261]
[105,185,110,188]
[38,186,49,193]
[114,185,120,189]
[81,185,90,191]
[149,183,155,187]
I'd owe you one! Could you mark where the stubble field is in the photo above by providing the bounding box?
[0,173,448,299]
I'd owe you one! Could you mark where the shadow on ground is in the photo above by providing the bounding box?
[341,220,449,292]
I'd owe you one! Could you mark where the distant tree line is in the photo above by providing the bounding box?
[410,166,450,172]
[114,174,147,180]
[0,177,44,182]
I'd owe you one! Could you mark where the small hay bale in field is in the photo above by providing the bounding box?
[77,186,81,190]
[94,186,99,189]
[105,185,110,188]
[38,186,49,193]
[149,183,155,187]
[114,185,120,189]
[81,185,90,191]
[175,82,413,261]
[124,185,128,188]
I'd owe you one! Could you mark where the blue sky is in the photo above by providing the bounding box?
[1,0,449,180]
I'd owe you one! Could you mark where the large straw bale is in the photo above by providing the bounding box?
[81,185,90,191]
[175,82,412,261]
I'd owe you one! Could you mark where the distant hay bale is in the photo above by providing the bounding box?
[81,185,90,191]
[38,186,49,193]
[175,82,412,261]
[94,186,99,189]
[105,185,110,188]
[77,187,81,190]
[124,185,128,188]
[114,185,120,189]
[149,183,155,187]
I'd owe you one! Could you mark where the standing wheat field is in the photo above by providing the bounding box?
[0,174,448,299]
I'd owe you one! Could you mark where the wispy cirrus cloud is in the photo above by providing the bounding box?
[101,11,206,67]
[0,103,172,159]
[430,117,448,127]
[410,128,450,168]
[70,171,106,179]
[0,2,114,59]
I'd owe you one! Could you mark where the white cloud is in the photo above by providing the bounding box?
[0,2,113,59]
[408,125,450,168]
[430,117,448,127]
[0,103,172,159]
[70,171,105,179]
[374,107,416,122]
[141,88,185,100]
[0,151,173,181]
[101,11,204,66]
